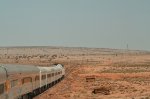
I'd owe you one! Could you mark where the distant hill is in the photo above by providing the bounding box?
[0,46,149,55]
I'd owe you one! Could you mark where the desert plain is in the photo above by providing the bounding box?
[0,46,150,99]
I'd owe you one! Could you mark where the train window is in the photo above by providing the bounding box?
[48,74,51,78]
[52,73,54,77]
[11,79,18,88]
[0,83,4,95]
[35,76,39,81]
[22,77,32,84]
[42,75,46,80]
[55,72,57,75]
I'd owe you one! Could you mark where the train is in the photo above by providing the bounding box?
[0,64,65,99]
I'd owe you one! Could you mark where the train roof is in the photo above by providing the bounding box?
[37,66,48,73]
[37,64,63,73]
[56,64,64,68]
[0,64,64,80]
[0,64,39,78]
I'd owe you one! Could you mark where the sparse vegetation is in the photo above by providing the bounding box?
[0,47,150,99]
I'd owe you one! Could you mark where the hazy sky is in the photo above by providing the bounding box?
[0,0,150,50]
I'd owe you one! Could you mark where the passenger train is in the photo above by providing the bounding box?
[0,64,65,99]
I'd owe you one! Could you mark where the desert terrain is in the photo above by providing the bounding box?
[0,46,150,99]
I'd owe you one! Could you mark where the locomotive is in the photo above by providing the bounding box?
[0,64,65,99]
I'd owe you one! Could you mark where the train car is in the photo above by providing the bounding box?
[56,64,65,78]
[37,67,47,92]
[0,64,65,99]
[41,66,54,88]
[0,64,39,99]
[37,64,65,91]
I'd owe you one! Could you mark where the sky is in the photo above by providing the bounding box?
[0,0,150,50]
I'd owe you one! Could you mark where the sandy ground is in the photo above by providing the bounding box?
[0,47,150,99]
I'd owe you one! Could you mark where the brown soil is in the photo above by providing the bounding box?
[0,47,150,99]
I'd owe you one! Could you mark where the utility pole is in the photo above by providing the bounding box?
[127,44,128,50]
